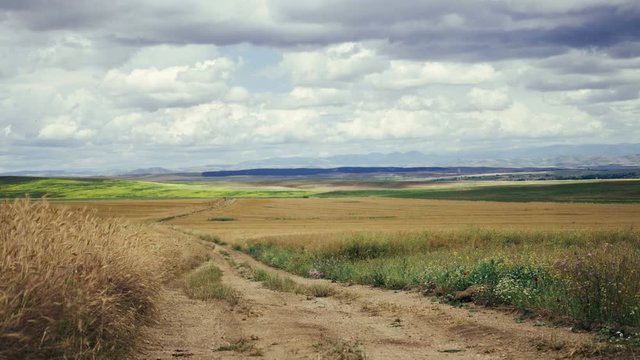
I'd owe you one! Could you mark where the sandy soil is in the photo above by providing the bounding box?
[136,228,617,360]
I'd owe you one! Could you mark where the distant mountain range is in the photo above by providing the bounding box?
[2,143,640,177]
[195,143,640,172]
[201,166,556,178]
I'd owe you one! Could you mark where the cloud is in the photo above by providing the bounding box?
[467,88,511,110]
[1,1,639,171]
[4,1,637,59]
[37,117,96,142]
[103,58,236,110]
[366,61,497,89]
[280,42,387,85]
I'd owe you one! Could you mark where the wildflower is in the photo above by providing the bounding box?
[587,252,593,257]
[308,269,324,279]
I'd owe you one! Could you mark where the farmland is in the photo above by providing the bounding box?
[318,179,640,203]
[2,176,640,203]
[4,177,640,358]
[0,177,313,199]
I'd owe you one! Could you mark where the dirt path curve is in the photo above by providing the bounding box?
[137,230,606,360]
[155,198,237,223]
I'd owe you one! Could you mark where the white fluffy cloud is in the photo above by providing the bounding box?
[366,61,497,89]
[467,88,511,110]
[103,58,236,110]
[280,42,387,85]
[37,117,96,141]
[1,0,638,171]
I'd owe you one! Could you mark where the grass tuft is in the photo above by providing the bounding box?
[185,262,239,305]
[251,269,334,297]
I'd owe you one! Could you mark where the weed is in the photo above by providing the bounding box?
[251,269,334,297]
[242,228,640,335]
[317,339,366,360]
[184,262,240,305]
[214,338,262,355]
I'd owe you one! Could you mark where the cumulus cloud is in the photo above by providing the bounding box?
[367,61,497,89]
[37,117,95,142]
[467,88,511,110]
[103,58,236,110]
[280,42,387,85]
[1,0,638,171]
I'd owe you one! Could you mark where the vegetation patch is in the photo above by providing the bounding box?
[314,339,365,360]
[240,228,640,343]
[214,338,263,356]
[185,262,239,305]
[251,268,335,297]
[316,180,640,203]
[0,177,314,200]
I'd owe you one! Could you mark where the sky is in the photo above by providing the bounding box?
[1,0,639,171]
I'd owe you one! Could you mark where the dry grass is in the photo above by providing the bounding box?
[184,262,240,305]
[251,268,335,298]
[0,198,208,359]
[160,197,640,242]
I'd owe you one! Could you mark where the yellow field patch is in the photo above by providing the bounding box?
[61,198,640,242]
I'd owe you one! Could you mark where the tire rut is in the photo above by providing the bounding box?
[138,226,607,359]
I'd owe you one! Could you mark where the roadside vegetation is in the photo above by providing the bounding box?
[184,262,240,305]
[251,268,335,297]
[0,198,208,359]
[239,228,640,343]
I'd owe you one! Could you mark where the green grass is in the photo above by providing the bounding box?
[184,262,240,305]
[0,177,314,199]
[3,176,639,202]
[241,229,640,338]
[316,180,640,203]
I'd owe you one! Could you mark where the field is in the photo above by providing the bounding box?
[318,179,640,203]
[4,177,640,358]
[160,197,640,240]
[0,177,313,199]
[2,176,640,203]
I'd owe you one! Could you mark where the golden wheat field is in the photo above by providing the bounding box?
[0,199,209,359]
[132,197,640,242]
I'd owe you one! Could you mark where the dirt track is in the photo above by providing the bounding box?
[136,228,609,360]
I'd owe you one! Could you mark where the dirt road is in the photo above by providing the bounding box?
[136,229,611,360]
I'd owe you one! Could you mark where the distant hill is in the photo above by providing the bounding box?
[210,144,640,170]
[122,167,174,176]
[201,166,554,178]
[3,143,640,177]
